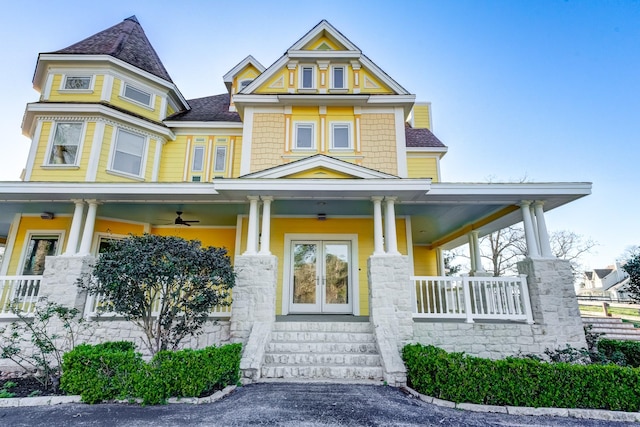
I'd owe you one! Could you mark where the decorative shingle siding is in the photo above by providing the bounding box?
[250,113,285,172]
[360,114,397,175]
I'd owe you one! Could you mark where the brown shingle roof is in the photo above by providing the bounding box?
[51,16,173,82]
[165,94,241,122]
[405,123,446,148]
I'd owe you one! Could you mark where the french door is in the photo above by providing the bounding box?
[289,240,352,313]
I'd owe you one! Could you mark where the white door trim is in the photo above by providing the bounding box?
[282,233,359,315]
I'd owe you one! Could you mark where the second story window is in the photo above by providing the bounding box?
[192,146,205,172]
[123,83,152,107]
[300,66,314,89]
[331,66,345,89]
[48,122,83,165]
[295,123,315,150]
[63,76,92,90]
[214,146,227,172]
[111,128,146,177]
[331,123,351,150]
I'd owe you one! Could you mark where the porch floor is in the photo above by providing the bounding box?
[276,315,370,322]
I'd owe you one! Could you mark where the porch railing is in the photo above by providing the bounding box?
[84,291,233,319]
[0,275,43,317]
[411,275,534,324]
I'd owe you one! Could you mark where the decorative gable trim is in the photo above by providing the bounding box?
[288,20,361,53]
[223,55,266,84]
[241,154,399,179]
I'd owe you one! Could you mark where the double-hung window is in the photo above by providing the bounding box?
[214,146,227,172]
[192,146,205,172]
[48,122,83,165]
[331,66,346,89]
[294,123,315,150]
[300,66,314,89]
[123,83,152,107]
[331,123,351,150]
[112,129,146,177]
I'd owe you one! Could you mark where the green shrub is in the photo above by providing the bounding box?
[402,343,640,412]
[61,341,242,404]
[598,339,640,367]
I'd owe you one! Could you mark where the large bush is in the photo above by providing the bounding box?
[79,234,235,354]
[402,344,640,412]
[598,339,640,368]
[61,342,241,405]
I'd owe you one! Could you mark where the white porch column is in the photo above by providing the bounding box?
[530,205,541,252]
[244,196,260,255]
[468,232,477,272]
[519,201,540,258]
[259,196,272,255]
[437,248,445,276]
[384,197,400,255]
[78,200,98,255]
[64,200,85,255]
[471,230,485,273]
[533,201,554,258]
[372,197,385,256]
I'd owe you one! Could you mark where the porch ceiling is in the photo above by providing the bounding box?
[0,181,591,250]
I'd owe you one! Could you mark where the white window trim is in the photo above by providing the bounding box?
[59,74,95,93]
[120,81,155,110]
[107,127,149,180]
[17,230,66,276]
[329,122,353,151]
[293,122,316,151]
[91,232,127,256]
[214,146,228,172]
[330,65,347,89]
[43,121,87,167]
[298,65,317,89]
[192,145,205,172]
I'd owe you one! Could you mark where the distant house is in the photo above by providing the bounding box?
[578,263,630,301]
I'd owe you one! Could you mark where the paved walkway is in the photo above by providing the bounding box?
[0,382,636,426]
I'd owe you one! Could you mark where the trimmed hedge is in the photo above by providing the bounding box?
[61,342,242,404]
[402,344,640,412]
[598,339,640,368]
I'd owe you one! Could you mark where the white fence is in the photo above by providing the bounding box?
[0,275,43,317]
[412,275,534,324]
[84,292,232,318]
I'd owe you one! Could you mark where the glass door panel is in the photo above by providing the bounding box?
[291,242,320,312]
[324,243,349,305]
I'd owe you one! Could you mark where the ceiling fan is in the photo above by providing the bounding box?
[174,211,200,226]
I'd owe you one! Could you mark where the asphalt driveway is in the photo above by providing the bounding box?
[0,382,636,426]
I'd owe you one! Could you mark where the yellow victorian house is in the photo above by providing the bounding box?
[0,17,590,384]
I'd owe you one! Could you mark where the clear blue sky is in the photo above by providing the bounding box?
[0,0,638,268]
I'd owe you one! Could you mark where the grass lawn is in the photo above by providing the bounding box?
[580,304,640,318]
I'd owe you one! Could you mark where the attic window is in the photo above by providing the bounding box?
[300,66,314,89]
[331,66,345,89]
[123,83,152,107]
[239,80,253,91]
[63,76,92,90]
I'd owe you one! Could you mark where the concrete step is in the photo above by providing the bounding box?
[596,334,640,342]
[583,317,640,341]
[273,321,373,333]
[260,365,384,380]
[264,352,382,366]
[270,331,376,343]
[266,341,378,354]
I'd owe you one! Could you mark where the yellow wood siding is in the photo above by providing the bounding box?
[151,227,236,262]
[286,167,354,179]
[250,113,285,172]
[254,69,288,94]
[232,136,242,177]
[94,219,145,237]
[407,156,439,182]
[412,246,439,276]
[359,114,397,175]
[29,122,95,182]
[5,216,71,275]
[109,79,162,122]
[158,135,187,182]
[47,74,104,103]
[412,104,431,130]
[359,69,393,94]
[305,36,342,50]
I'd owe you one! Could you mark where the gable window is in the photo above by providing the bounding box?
[331,66,345,89]
[48,122,83,165]
[295,123,315,150]
[214,146,227,172]
[111,128,146,177]
[123,83,152,107]
[300,66,314,89]
[63,76,92,90]
[239,79,253,91]
[331,123,351,150]
[192,146,205,172]
[22,235,60,275]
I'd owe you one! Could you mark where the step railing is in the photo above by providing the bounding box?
[411,275,534,324]
[0,275,43,317]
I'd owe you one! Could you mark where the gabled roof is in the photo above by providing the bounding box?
[50,16,173,83]
[241,154,399,179]
[164,94,240,122]
[584,271,594,280]
[287,20,361,52]
[594,268,614,279]
[405,123,446,148]
[223,55,266,84]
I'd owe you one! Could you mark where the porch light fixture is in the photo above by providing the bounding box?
[40,212,54,220]
[317,213,327,221]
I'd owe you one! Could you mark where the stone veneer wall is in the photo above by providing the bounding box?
[412,258,587,358]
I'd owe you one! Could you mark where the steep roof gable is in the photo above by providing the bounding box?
[50,16,173,82]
